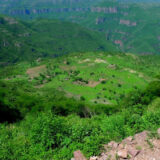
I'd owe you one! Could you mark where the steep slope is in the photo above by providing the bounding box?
[1,0,160,54]
[1,52,160,105]
[0,15,117,63]
[0,0,103,17]
[1,52,160,160]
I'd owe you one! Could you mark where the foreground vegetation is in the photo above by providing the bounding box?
[0,52,160,159]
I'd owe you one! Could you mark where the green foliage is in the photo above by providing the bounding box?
[0,15,118,63]
[0,79,160,159]
[0,52,160,159]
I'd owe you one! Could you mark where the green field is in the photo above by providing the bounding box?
[2,52,160,106]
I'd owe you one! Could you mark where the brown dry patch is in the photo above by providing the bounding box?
[73,81,86,86]
[95,58,107,64]
[64,91,81,100]
[60,65,76,71]
[87,81,100,87]
[34,84,45,88]
[124,68,137,74]
[87,78,107,87]
[78,58,91,64]
[108,64,116,69]
[26,65,46,78]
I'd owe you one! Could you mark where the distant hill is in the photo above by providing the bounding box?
[0,15,117,63]
[1,0,160,54]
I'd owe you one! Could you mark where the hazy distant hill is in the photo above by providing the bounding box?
[0,15,117,63]
[0,0,160,54]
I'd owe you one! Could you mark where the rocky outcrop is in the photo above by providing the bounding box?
[9,7,90,15]
[72,150,87,160]
[9,6,118,16]
[91,7,117,13]
[96,17,106,25]
[72,129,160,160]
[120,19,137,26]
[114,40,123,47]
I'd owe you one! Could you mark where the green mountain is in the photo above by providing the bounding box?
[1,0,160,54]
[1,1,160,160]
[0,15,117,63]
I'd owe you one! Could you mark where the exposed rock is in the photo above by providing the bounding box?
[118,143,124,150]
[10,7,90,15]
[90,156,98,160]
[87,129,160,160]
[114,40,123,47]
[117,149,128,158]
[157,128,160,135]
[119,19,137,26]
[122,136,133,145]
[126,136,133,142]
[91,7,117,13]
[128,147,140,157]
[74,150,87,160]
[134,131,148,146]
[95,58,107,64]
[108,141,119,149]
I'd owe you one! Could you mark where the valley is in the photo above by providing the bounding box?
[1,1,160,160]
[0,15,116,63]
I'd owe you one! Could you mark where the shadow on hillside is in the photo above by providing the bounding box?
[0,103,22,123]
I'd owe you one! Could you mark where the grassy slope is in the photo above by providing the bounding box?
[1,52,160,105]
[0,15,117,63]
[0,52,160,159]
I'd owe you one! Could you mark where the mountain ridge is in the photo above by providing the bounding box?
[0,15,117,63]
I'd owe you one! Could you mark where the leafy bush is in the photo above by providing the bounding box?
[1,80,160,159]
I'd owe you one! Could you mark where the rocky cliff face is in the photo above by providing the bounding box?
[91,7,117,13]
[8,8,91,16]
[1,0,159,54]
[119,19,137,26]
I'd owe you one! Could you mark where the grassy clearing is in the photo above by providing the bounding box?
[2,52,160,105]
